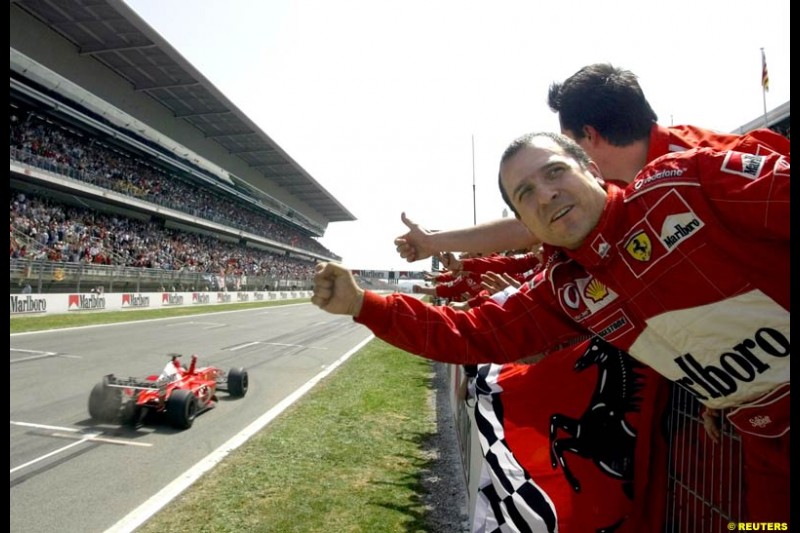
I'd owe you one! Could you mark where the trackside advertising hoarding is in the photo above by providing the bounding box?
[9,291,313,316]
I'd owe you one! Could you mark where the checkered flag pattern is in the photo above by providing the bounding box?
[471,364,558,533]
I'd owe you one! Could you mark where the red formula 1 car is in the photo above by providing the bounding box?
[88,354,248,429]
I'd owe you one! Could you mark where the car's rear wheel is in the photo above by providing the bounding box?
[120,402,141,426]
[166,389,198,429]
[88,382,122,423]
[227,368,249,398]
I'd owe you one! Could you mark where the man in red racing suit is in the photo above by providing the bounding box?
[312,134,789,524]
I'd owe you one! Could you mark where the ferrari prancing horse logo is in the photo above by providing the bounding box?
[625,231,652,262]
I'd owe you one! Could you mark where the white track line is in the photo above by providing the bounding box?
[10,437,96,474]
[10,421,154,474]
[229,341,260,351]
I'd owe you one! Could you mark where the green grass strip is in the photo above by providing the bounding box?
[137,339,439,533]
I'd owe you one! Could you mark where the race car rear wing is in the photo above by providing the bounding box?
[102,374,168,393]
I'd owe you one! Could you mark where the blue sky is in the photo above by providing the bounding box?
[124,0,790,272]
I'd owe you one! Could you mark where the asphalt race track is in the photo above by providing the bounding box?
[10,303,374,533]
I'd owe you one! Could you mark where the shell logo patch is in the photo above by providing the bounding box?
[584,279,609,303]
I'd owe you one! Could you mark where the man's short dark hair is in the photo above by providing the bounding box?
[548,63,657,146]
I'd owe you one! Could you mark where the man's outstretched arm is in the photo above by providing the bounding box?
[394,212,540,263]
[311,262,584,365]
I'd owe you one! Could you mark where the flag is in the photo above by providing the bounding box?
[761,48,769,92]
[470,337,671,532]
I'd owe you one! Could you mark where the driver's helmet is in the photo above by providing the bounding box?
[159,354,183,382]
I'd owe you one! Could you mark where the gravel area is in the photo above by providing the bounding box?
[419,362,472,533]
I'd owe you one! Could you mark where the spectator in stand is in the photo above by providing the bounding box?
[394,63,790,262]
[312,132,790,525]
[9,188,318,282]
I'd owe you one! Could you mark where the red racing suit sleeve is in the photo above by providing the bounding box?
[462,253,541,275]
[433,271,455,283]
[466,289,490,308]
[355,282,588,365]
[434,274,482,300]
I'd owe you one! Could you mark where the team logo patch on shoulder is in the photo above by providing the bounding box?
[624,231,652,262]
[591,234,611,258]
[721,152,765,180]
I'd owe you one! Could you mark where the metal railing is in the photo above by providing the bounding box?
[665,386,743,532]
[9,258,312,294]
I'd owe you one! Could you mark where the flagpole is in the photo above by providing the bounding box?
[761,47,769,127]
[471,134,476,226]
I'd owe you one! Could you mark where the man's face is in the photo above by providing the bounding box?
[500,137,607,250]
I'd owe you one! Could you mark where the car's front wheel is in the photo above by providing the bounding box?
[227,368,249,398]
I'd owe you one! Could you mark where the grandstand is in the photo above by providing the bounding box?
[10,0,357,294]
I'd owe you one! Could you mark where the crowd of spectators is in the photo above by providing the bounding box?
[10,189,316,283]
[9,104,339,259]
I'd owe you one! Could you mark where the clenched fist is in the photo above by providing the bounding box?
[311,262,365,317]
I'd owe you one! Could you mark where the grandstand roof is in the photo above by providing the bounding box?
[11,0,356,224]
[732,99,790,135]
